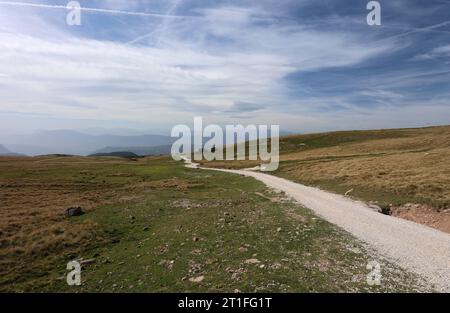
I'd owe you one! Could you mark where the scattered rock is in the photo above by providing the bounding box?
[238,246,248,252]
[192,236,200,242]
[230,267,247,281]
[245,258,260,264]
[65,206,84,217]
[157,244,169,255]
[189,275,205,283]
[189,260,202,274]
[143,226,150,231]
[269,262,282,270]
[276,227,282,232]
[159,259,174,270]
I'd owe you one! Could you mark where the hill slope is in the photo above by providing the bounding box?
[0,156,428,292]
[200,125,450,232]
[92,145,171,156]
[88,151,139,158]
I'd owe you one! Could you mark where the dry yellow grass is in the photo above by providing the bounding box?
[0,155,182,290]
[201,126,450,232]
[280,148,450,205]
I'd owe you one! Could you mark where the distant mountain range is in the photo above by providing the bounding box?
[2,129,296,157]
[88,151,140,158]
[0,144,24,156]
[91,145,172,156]
[3,130,175,156]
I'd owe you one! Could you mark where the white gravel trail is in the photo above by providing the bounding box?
[184,159,450,291]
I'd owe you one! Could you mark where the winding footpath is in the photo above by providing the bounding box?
[183,158,450,291]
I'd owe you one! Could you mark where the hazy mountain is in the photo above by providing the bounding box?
[0,144,25,156]
[93,145,172,156]
[2,128,296,156]
[89,151,140,158]
[0,144,9,154]
[4,130,175,156]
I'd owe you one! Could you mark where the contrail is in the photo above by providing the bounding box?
[378,20,450,42]
[389,20,450,38]
[126,0,182,46]
[0,1,195,19]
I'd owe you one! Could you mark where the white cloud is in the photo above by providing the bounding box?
[414,45,450,60]
[100,0,140,10]
[0,2,402,129]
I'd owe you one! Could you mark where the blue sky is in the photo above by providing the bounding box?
[0,0,450,136]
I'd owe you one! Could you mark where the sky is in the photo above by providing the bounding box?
[0,0,450,137]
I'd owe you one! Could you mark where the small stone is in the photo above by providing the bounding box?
[277,227,282,232]
[189,275,205,283]
[65,206,84,217]
[238,247,248,252]
[245,258,260,264]
[270,262,282,270]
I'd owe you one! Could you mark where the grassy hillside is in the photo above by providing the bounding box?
[0,156,428,292]
[200,126,450,232]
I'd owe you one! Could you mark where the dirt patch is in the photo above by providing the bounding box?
[391,203,450,234]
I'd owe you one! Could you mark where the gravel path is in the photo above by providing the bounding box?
[184,159,450,291]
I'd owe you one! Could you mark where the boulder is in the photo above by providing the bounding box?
[65,206,84,217]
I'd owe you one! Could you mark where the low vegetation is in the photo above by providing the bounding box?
[0,155,428,292]
[200,126,450,233]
